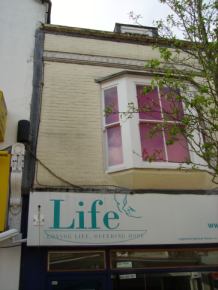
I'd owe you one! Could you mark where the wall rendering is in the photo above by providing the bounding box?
[34,27,215,190]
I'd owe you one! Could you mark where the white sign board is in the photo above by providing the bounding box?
[27,192,218,246]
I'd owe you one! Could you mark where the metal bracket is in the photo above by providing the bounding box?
[33,214,45,226]
[9,143,25,230]
[11,143,25,173]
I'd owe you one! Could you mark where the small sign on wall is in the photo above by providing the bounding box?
[119,274,136,280]
[117,261,132,268]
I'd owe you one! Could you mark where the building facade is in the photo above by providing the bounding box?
[0,1,51,290]
[21,23,218,290]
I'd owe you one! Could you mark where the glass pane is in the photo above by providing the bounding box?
[104,87,119,124]
[136,85,161,120]
[165,125,190,163]
[107,125,123,166]
[48,251,105,271]
[160,87,184,121]
[163,276,191,290]
[111,249,218,270]
[139,123,165,161]
[147,276,163,290]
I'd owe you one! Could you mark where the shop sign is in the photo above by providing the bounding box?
[27,192,218,246]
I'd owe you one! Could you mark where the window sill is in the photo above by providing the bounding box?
[105,164,129,174]
[106,161,196,174]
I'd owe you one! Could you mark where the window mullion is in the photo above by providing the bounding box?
[158,86,168,162]
[105,121,121,129]
[162,126,168,162]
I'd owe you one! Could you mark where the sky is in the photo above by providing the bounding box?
[50,0,172,32]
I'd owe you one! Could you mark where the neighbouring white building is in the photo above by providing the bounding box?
[0,1,51,290]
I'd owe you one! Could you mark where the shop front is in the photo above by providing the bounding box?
[46,248,218,290]
[21,191,218,290]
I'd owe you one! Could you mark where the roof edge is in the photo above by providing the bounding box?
[41,24,187,47]
[95,70,165,83]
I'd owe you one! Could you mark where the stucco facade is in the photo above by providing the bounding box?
[34,25,215,190]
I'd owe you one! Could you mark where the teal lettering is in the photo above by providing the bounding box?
[50,199,75,229]
[51,199,64,228]
[76,201,86,229]
[103,211,119,229]
[208,223,218,229]
[88,200,103,229]
[50,198,120,230]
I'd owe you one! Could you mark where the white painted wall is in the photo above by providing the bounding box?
[0,247,21,290]
[0,0,48,148]
[0,1,49,289]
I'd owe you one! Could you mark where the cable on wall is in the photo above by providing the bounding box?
[27,147,83,190]
[26,147,133,193]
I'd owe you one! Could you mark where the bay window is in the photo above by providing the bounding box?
[104,86,123,166]
[101,72,191,172]
[137,85,190,163]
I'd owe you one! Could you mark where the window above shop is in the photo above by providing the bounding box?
[48,248,218,272]
[114,23,158,37]
[98,72,199,173]
[48,251,106,272]
[110,248,218,270]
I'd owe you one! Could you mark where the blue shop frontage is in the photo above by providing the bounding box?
[20,191,218,290]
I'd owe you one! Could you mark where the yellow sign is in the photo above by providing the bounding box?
[0,151,10,231]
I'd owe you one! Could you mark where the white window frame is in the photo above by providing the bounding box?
[101,74,204,173]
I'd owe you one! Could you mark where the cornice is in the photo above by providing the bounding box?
[43,50,147,70]
[41,24,183,47]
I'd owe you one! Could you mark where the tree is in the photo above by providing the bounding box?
[128,0,218,183]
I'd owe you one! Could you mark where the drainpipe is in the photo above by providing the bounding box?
[41,0,52,24]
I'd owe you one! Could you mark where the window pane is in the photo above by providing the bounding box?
[107,125,123,166]
[165,125,190,163]
[160,87,184,121]
[139,123,165,161]
[111,249,218,270]
[137,85,161,120]
[104,87,119,124]
[48,251,105,271]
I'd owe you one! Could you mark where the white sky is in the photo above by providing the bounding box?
[50,0,172,32]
